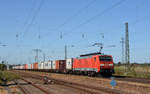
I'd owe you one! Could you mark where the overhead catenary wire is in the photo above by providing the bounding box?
[47,0,126,47]
[43,0,97,39]
[44,0,97,36]
[16,0,37,64]
[63,0,127,36]
[22,0,45,37]
[45,0,125,48]
[16,0,37,39]
[57,0,97,30]
[23,0,38,30]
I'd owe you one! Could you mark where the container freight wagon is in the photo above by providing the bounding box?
[33,62,38,70]
[19,65,24,70]
[55,60,66,73]
[24,64,28,70]
[73,52,114,76]
[13,65,20,70]
[66,58,74,73]
[31,64,33,69]
[38,62,44,70]
[52,60,56,72]
[43,61,53,72]
[28,64,32,70]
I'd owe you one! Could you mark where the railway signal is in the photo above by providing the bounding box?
[110,77,117,89]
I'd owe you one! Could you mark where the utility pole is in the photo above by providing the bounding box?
[65,45,67,60]
[125,22,130,70]
[120,37,125,64]
[33,49,42,62]
[0,44,8,70]
[64,45,74,60]
[6,62,9,70]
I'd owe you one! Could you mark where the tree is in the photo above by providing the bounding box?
[0,64,7,71]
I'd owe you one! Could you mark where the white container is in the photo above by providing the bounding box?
[48,61,52,69]
[13,66,18,69]
[66,58,73,70]
[28,64,31,69]
[31,64,34,69]
[20,65,24,69]
[52,60,56,69]
[50,61,53,69]
[43,61,49,69]
[38,62,44,69]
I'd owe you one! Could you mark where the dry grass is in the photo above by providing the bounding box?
[0,87,8,94]
[10,86,21,94]
[114,65,150,78]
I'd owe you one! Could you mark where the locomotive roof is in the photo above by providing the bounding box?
[77,52,106,59]
[80,52,104,57]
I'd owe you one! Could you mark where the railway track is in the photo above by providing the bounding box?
[4,86,13,94]
[14,71,135,94]
[22,78,52,94]
[20,70,150,85]
[113,75,150,84]
[14,80,31,94]
[17,84,31,94]
[14,79,52,94]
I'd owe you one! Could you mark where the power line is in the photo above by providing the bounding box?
[16,0,37,38]
[56,0,97,30]
[63,0,126,36]
[44,0,97,37]
[45,0,126,53]
[23,0,45,37]
[23,0,38,29]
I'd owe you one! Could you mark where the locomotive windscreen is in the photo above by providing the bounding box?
[99,56,112,61]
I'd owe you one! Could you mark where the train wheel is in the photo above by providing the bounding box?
[88,72,95,77]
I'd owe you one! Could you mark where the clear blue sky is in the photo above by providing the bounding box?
[0,0,150,64]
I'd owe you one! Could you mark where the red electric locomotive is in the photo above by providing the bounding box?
[73,52,114,76]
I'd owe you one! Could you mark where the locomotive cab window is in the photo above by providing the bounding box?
[94,57,96,62]
[99,56,112,61]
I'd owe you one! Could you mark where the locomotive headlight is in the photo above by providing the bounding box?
[100,64,104,66]
[109,64,113,66]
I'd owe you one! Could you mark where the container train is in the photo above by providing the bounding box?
[13,52,114,76]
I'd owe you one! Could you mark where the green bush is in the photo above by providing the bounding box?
[0,71,20,85]
[0,64,7,71]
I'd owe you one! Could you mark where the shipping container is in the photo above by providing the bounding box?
[50,61,53,69]
[38,62,44,69]
[31,64,34,69]
[33,62,38,69]
[13,65,20,69]
[28,64,31,69]
[44,61,52,69]
[19,65,24,69]
[52,60,56,70]
[24,64,28,69]
[66,58,73,70]
[31,64,33,69]
[55,60,66,72]
[43,61,48,69]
